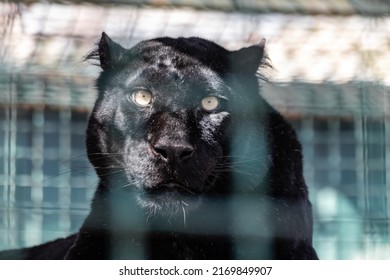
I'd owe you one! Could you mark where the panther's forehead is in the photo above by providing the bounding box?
[144,52,187,81]
[135,38,228,71]
[145,50,188,71]
[123,45,231,103]
[137,41,193,70]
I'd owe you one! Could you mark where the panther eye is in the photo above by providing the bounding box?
[132,90,153,106]
[201,96,219,111]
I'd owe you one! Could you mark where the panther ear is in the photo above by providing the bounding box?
[98,32,128,70]
[230,39,266,75]
[86,32,127,70]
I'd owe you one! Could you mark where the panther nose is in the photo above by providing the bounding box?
[151,140,194,163]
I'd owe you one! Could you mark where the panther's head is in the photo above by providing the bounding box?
[86,33,271,216]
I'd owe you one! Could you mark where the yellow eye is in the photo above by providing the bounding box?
[132,90,152,106]
[201,96,219,111]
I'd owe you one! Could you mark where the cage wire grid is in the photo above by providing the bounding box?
[1,0,390,259]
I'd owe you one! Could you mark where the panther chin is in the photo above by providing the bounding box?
[136,182,204,217]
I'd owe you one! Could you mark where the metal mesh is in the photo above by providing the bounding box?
[0,105,95,248]
[1,0,390,259]
[294,116,390,259]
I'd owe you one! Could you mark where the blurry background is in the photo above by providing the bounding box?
[1,0,390,259]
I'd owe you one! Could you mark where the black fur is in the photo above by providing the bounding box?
[0,33,318,260]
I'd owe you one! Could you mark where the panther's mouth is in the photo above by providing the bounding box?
[136,181,202,216]
[147,182,195,195]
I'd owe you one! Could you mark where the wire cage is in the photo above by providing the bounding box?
[1,0,390,259]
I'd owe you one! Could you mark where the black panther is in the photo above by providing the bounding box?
[0,33,318,259]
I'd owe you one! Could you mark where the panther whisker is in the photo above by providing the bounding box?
[181,202,187,226]
[88,152,124,155]
[180,186,195,195]
[216,156,267,164]
[115,182,136,193]
[42,168,95,183]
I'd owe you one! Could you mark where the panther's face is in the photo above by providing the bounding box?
[86,34,269,215]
